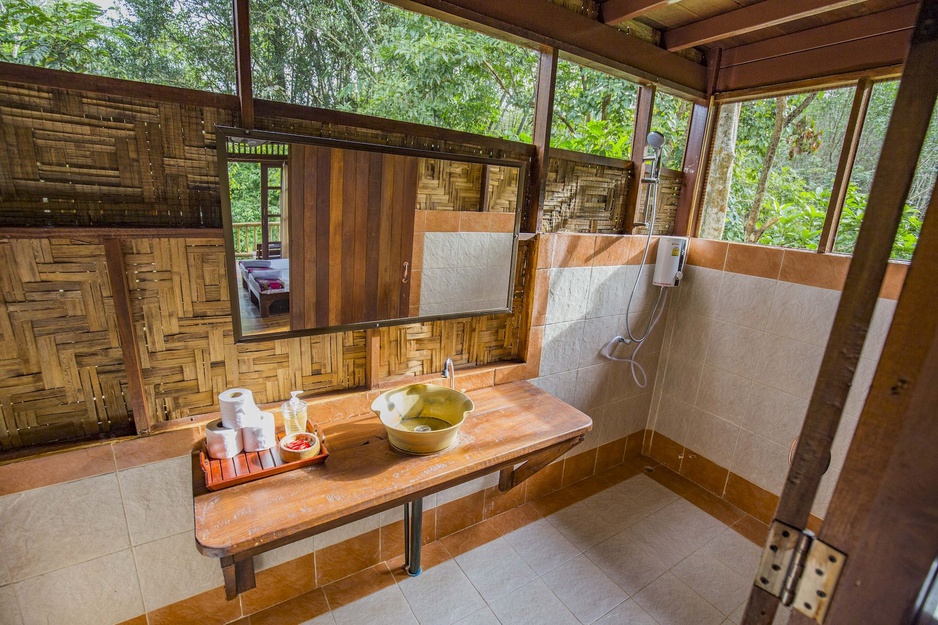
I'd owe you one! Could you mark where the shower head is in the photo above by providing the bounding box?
[646,131,665,153]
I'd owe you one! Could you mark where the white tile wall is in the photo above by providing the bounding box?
[649,262,898,516]
[420,232,513,316]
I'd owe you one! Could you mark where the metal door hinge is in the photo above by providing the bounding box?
[754,520,846,624]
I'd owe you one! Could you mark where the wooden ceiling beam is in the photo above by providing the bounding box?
[390,0,708,98]
[662,0,868,52]
[600,0,674,26]
[720,4,920,68]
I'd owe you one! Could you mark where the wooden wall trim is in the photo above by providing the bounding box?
[549,147,629,169]
[663,0,867,53]
[103,239,151,435]
[716,29,913,93]
[600,0,673,26]
[390,0,708,98]
[673,102,710,237]
[0,227,225,239]
[528,47,558,234]
[232,0,254,129]
[819,77,873,253]
[625,85,656,233]
[0,62,240,110]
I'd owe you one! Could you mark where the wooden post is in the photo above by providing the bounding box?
[672,101,709,236]
[742,1,938,622]
[365,328,380,390]
[233,0,254,129]
[625,85,656,232]
[103,238,151,435]
[818,77,873,253]
[525,46,558,234]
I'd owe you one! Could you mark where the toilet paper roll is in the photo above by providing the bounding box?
[218,387,262,429]
[243,411,277,452]
[205,419,243,459]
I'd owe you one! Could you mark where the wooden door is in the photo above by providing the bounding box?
[288,145,418,330]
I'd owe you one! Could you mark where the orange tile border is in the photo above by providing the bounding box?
[0,443,116,496]
[645,464,697,497]
[116,616,148,625]
[686,238,727,270]
[592,235,633,266]
[561,447,597,487]
[423,210,459,233]
[779,249,850,291]
[321,564,396,610]
[682,485,746,527]
[314,529,381,587]
[550,233,596,268]
[724,473,780,524]
[413,210,427,233]
[528,486,581,516]
[483,484,526,519]
[411,234,424,270]
[379,511,436,562]
[435,491,485,538]
[247,588,330,625]
[240,554,317,615]
[595,438,627,473]
[147,586,242,625]
[724,243,783,280]
[534,234,553,269]
[487,502,543,536]
[646,432,684,474]
[523,460,564,500]
[732,515,770,545]
[880,261,908,300]
[438,520,501,558]
[530,269,549,327]
[680,449,730,496]
[459,211,515,233]
[388,540,452,581]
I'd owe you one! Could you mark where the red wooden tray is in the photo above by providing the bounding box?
[200,420,328,491]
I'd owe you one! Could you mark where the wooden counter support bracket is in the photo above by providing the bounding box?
[221,556,256,600]
[498,435,584,492]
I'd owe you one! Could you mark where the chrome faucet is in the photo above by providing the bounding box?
[441,357,455,390]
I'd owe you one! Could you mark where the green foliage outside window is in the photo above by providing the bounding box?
[651,91,692,170]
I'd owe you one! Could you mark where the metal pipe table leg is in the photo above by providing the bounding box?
[402,498,423,576]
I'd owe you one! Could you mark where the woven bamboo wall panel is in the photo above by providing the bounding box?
[124,237,366,422]
[541,157,633,233]
[633,172,683,236]
[0,238,134,450]
[0,83,234,228]
[379,239,529,378]
[416,159,519,213]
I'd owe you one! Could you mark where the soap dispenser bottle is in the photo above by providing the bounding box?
[281,390,308,436]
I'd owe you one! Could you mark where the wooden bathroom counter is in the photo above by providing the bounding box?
[193,380,592,599]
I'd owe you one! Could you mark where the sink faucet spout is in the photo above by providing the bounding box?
[442,358,455,390]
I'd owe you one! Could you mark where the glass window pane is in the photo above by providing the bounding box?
[0,0,236,93]
[835,80,937,260]
[651,91,692,170]
[550,59,638,158]
[250,0,537,140]
[700,87,855,250]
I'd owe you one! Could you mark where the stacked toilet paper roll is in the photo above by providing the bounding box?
[205,419,243,459]
[218,388,263,428]
[243,411,277,452]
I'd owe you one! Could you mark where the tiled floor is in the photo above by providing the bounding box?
[239,459,792,625]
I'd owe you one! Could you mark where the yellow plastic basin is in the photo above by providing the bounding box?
[372,383,474,455]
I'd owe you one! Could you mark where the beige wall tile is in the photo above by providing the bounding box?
[545,267,592,324]
[573,364,610,412]
[844,356,877,418]
[715,272,776,331]
[653,394,692,444]
[696,368,751,426]
[436,476,493,506]
[316,515,380,550]
[541,320,584,376]
[134,531,223,611]
[586,266,630,319]
[662,354,703,406]
[743,384,807,448]
[705,321,764,380]
[767,281,839,347]
[729,430,789,495]
[578,316,621,369]
[0,584,22,625]
[861,298,897,363]
[118,456,193,546]
[676,266,723,319]
[669,312,713,364]
[684,410,739,468]
[811,468,841,518]
[753,335,823,400]
[14,550,143,625]
[254,535,317,572]
[603,393,652,442]
[531,370,578,406]
[0,473,129,581]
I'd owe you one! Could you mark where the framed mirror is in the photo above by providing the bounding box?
[218,127,526,342]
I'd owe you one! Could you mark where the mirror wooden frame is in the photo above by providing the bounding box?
[217,126,528,343]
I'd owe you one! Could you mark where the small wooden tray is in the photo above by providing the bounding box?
[200,420,328,491]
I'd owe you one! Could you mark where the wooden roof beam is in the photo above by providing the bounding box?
[662,0,868,52]
[600,0,675,26]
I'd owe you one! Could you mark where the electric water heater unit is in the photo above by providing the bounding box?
[652,236,688,287]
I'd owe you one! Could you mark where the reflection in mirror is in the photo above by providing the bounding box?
[221,130,523,341]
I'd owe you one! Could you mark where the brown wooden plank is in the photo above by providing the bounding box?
[819,77,873,253]
[328,149,344,327]
[398,156,418,318]
[389,0,707,97]
[814,183,938,625]
[527,47,558,234]
[314,147,332,327]
[673,101,709,237]
[102,238,150,434]
[352,150,369,319]
[663,0,868,52]
[720,5,919,69]
[365,328,380,390]
[245,452,264,473]
[258,449,276,470]
[717,29,912,93]
[288,144,307,330]
[232,453,250,477]
[364,153,383,322]
[340,150,357,324]
[378,155,395,319]
[601,0,674,25]
[232,0,254,129]
[193,381,592,560]
[741,3,938,621]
